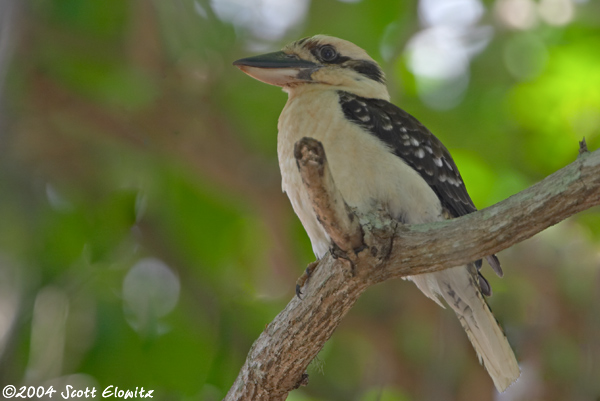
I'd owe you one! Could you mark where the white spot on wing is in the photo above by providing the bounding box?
[447,176,461,186]
[415,148,425,158]
[410,138,419,146]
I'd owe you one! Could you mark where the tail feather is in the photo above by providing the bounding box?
[410,266,520,392]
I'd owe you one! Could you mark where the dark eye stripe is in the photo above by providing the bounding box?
[304,41,385,84]
[349,60,385,84]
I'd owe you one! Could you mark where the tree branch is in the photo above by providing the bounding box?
[224,142,600,401]
[293,137,364,253]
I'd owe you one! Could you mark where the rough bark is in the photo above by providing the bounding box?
[293,137,364,254]
[224,141,600,401]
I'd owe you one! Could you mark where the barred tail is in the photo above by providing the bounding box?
[410,266,520,392]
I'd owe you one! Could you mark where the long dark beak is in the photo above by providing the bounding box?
[233,51,319,87]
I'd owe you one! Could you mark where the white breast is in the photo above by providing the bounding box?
[277,88,442,258]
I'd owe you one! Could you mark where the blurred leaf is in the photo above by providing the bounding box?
[449,149,496,207]
[38,207,89,275]
[396,317,435,366]
[35,0,129,40]
[39,47,159,110]
[361,387,411,401]
[509,31,600,173]
[503,32,549,81]
[543,331,581,384]
[149,164,244,276]
[82,300,216,395]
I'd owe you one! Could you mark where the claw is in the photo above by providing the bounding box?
[486,255,503,277]
[295,261,319,299]
[478,272,492,297]
[353,244,367,255]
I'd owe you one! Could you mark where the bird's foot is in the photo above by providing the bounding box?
[296,261,319,299]
[330,242,365,276]
[330,242,365,260]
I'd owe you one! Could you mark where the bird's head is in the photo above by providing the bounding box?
[233,35,389,100]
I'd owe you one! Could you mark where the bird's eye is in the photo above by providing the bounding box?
[319,45,337,62]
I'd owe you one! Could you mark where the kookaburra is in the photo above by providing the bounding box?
[234,35,520,392]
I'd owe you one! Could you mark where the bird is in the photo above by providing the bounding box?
[233,35,519,392]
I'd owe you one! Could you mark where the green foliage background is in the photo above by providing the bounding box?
[0,1,599,400]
